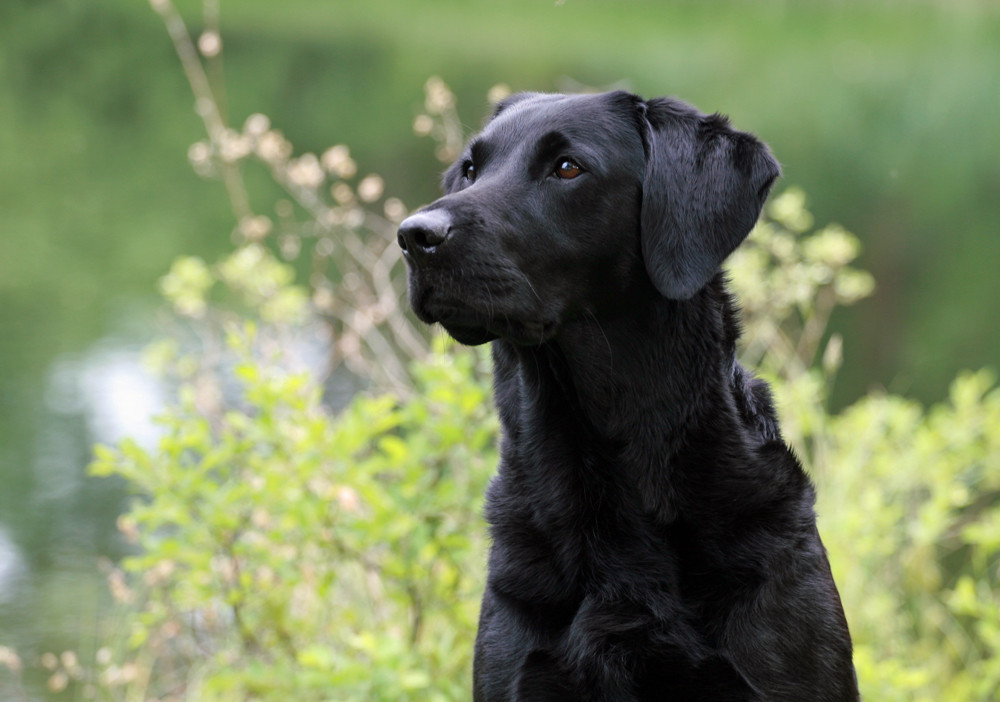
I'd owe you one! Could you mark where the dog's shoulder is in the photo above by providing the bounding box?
[713,278,783,445]
[731,361,782,444]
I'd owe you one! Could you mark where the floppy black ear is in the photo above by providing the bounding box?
[640,98,780,299]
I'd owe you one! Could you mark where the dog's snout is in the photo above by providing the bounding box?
[397,209,452,259]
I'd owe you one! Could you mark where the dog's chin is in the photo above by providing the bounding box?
[440,322,499,346]
[412,298,499,346]
[417,302,558,347]
[409,283,559,346]
[444,317,559,347]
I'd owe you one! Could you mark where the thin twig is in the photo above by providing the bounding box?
[153,0,252,223]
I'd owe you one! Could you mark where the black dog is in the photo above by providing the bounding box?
[398,91,859,701]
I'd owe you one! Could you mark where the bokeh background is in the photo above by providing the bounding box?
[1,0,998,698]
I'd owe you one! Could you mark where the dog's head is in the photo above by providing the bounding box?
[398,90,779,346]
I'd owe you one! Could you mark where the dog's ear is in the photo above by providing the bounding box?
[639,98,780,299]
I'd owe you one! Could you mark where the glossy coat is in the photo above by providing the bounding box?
[398,91,859,701]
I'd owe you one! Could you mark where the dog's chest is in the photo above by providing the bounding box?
[484,481,742,699]
[487,459,688,608]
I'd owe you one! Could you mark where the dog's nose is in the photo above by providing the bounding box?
[397,209,452,259]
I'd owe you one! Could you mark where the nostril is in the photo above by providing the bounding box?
[397,210,453,257]
[413,227,438,251]
[398,224,437,254]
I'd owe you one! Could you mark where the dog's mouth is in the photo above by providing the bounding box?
[427,304,500,345]
[433,305,559,347]
[412,286,558,347]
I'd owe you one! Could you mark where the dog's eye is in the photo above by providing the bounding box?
[554,159,582,180]
[463,162,476,181]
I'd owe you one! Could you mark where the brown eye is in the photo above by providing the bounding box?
[464,162,476,181]
[555,159,582,180]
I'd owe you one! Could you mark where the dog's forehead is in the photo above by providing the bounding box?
[480,92,642,153]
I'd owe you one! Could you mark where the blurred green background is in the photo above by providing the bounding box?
[1,0,998,696]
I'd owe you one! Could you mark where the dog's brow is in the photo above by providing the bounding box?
[522,131,573,180]
[469,138,491,166]
[534,131,571,163]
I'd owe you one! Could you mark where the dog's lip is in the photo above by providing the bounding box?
[429,304,487,327]
[438,320,499,346]
[421,300,558,346]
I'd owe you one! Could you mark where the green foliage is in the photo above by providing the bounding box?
[821,371,1000,702]
[729,191,1000,701]
[89,326,495,701]
[74,184,1000,702]
[159,246,310,325]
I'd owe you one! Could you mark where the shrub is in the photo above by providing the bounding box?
[729,191,1000,701]
[89,323,495,701]
[821,372,1000,702]
[75,184,1000,702]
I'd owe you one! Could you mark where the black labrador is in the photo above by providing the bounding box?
[398,91,859,701]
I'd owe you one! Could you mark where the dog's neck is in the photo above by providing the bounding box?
[491,275,748,520]
[499,277,739,437]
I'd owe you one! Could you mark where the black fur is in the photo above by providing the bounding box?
[398,91,859,701]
